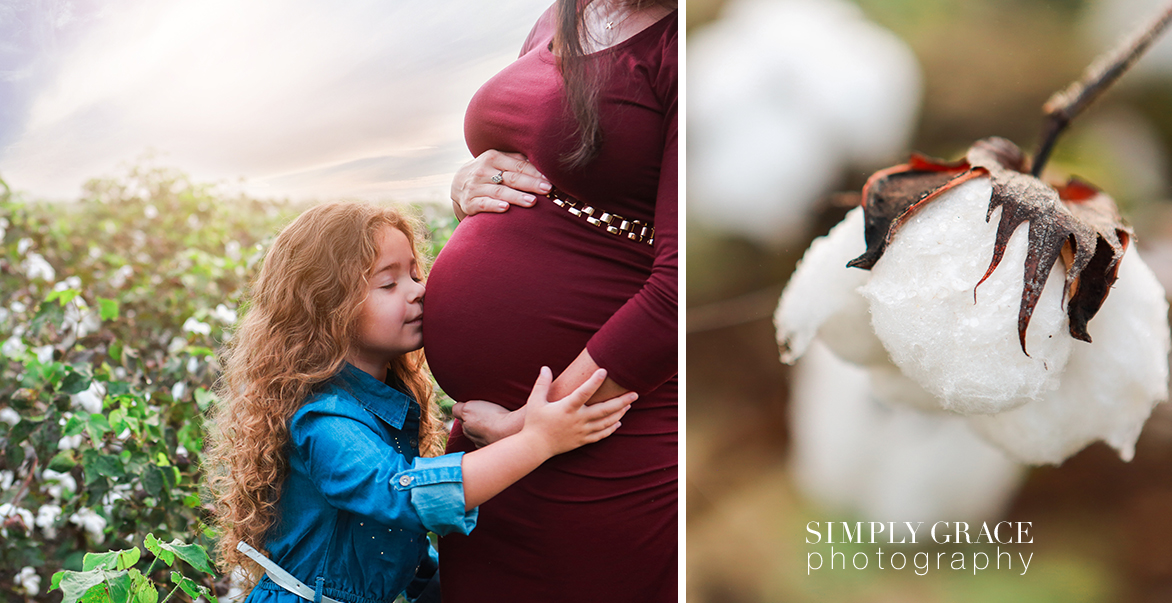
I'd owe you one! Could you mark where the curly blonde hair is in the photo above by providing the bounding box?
[204,201,446,583]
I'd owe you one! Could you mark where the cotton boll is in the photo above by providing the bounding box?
[689,106,838,242]
[790,342,1023,523]
[58,434,83,450]
[34,345,54,364]
[71,381,106,415]
[775,207,886,365]
[868,361,945,413]
[69,507,107,543]
[54,276,82,291]
[23,252,56,281]
[688,0,920,243]
[862,177,1073,414]
[2,336,28,358]
[212,303,238,324]
[968,246,1170,463]
[789,341,874,507]
[43,469,78,499]
[183,317,211,336]
[0,503,34,537]
[35,504,62,539]
[14,567,40,597]
[168,336,188,354]
[109,265,134,289]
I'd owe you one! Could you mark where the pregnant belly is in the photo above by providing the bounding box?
[422,199,653,409]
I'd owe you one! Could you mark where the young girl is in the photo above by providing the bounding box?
[205,201,635,603]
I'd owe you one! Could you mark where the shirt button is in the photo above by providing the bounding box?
[410,439,418,447]
[399,475,413,486]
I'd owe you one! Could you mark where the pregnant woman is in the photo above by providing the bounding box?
[421,1,677,601]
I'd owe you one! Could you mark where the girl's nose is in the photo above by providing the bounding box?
[411,280,426,302]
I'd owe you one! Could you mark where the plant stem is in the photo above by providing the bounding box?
[158,583,183,603]
[1031,0,1172,176]
[9,457,39,511]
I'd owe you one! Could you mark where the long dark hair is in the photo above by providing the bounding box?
[552,0,676,169]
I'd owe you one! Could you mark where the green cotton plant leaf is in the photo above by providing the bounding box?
[92,453,126,479]
[187,346,215,358]
[83,552,120,571]
[47,288,81,307]
[105,380,130,397]
[106,571,132,603]
[48,449,79,472]
[177,422,204,454]
[7,417,41,445]
[98,298,120,321]
[86,412,112,442]
[63,414,87,437]
[27,360,67,390]
[5,440,26,468]
[171,572,201,601]
[142,465,165,498]
[83,548,141,571]
[193,388,216,412]
[30,300,65,336]
[62,369,93,395]
[80,583,113,603]
[156,539,216,576]
[108,340,124,364]
[108,408,127,434]
[128,570,158,603]
[51,569,108,603]
[144,534,175,567]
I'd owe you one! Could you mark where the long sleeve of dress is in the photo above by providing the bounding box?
[585,26,678,394]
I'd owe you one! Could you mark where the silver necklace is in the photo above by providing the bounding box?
[588,1,632,47]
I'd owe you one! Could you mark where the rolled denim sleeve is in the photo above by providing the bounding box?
[392,453,478,536]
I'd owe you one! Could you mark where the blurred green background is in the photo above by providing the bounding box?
[686,1,1172,602]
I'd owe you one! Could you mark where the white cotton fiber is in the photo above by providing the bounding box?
[775,207,887,366]
[861,177,1073,414]
[688,0,921,243]
[790,342,1024,523]
[868,361,945,413]
[968,246,1171,463]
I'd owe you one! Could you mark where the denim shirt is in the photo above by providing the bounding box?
[245,364,478,603]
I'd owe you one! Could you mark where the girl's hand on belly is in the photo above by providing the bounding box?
[519,367,636,457]
[452,399,524,448]
[451,149,552,220]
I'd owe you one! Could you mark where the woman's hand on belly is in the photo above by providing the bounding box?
[451,149,552,220]
[549,348,629,404]
[452,399,524,448]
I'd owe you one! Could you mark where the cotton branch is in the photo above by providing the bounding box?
[1031,0,1172,176]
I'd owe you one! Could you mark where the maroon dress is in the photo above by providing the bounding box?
[420,7,677,603]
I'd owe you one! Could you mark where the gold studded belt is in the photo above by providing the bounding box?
[548,188,655,246]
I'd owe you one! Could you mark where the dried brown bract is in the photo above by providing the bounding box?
[847,137,1132,354]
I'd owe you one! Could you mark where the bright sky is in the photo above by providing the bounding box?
[0,0,553,203]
